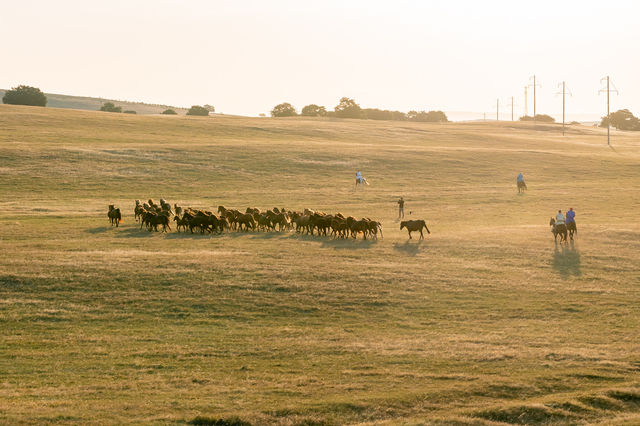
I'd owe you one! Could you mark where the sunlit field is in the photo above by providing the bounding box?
[1,105,639,425]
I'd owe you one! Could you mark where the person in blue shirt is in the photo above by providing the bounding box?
[517,173,524,183]
[566,207,576,224]
[565,207,577,238]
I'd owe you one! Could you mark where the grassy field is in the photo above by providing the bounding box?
[0,105,639,425]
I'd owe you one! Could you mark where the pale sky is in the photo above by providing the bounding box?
[2,0,638,120]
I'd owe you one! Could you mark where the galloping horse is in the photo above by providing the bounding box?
[108,205,122,227]
[549,218,567,242]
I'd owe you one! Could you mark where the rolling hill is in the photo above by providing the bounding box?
[0,89,188,115]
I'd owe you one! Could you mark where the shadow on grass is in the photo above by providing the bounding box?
[278,232,378,249]
[165,231,223,240]
[552,240,581,277]
[320,237,377,249]
[86,226,110,234]
[114,225,157,238]
[393,240,426,256]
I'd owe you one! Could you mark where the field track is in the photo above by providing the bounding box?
[1,105,639,424]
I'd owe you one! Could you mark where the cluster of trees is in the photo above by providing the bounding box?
[100,102,122,113]
[99,102,137,114]
[519,114,555,123]
[2,85,47,106]
[600,109,640,131]
[271,97,449,122]
[185,104,215,116]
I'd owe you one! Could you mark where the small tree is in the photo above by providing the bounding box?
[123,110,136,114]
[100,102,122,113]
[203,104,215,113]
[161,109,177,115]
[334,97,362,119]
[301,104,327,117]
[186,105,210,116]
[2,85,47,106]
[271,103,297,117]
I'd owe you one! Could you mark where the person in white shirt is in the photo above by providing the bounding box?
[355,171,368,188]
[554,210,565,232]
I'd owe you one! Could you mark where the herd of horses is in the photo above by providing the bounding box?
[123,199,390,240]
[107,182,574,243]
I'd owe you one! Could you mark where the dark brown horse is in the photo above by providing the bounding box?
[108,205,122,227]
[549,218,567,242]
[566,221,577,240]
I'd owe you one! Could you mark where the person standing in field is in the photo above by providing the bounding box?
[397,196,405,219]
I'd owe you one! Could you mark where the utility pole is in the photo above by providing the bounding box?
[556,81,572,136]
[507,96,517,121]
[524,86,528,117]
[528,75,541,124]
[496,98,499,121]
[599,76,619,146]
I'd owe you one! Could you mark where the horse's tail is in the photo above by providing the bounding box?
[423,222,431,234]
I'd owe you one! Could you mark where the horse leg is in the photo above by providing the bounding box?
[419,229,424,240]
[408,231,412,239]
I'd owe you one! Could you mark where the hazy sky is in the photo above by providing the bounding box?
[2,0,638,119]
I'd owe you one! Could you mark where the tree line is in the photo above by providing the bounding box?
[271,97,449,123]
[4,85,640,130]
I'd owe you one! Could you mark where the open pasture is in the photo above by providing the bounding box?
[0,105,639,424]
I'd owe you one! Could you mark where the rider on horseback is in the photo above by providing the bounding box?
[566,207,575,225]
[517,172,527,192]
[554,210,565,232]
[355,171,369,188]
[565,207,577,236]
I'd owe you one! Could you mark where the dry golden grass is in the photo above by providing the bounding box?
[0,105,639,424]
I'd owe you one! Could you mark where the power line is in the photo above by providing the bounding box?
[556,81,572,136]
[599,76,619,146]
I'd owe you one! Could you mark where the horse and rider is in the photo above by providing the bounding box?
[517,172,527,193]
[550,208,577,242]
[355,171,369,189]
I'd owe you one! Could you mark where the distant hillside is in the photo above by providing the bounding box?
[0,89,188,115]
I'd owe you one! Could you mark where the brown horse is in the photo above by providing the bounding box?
[566,221,577,240]
[549,218,567,242]
[108,205,122,227]
[400,220,430,240]
[517,180,527,193]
